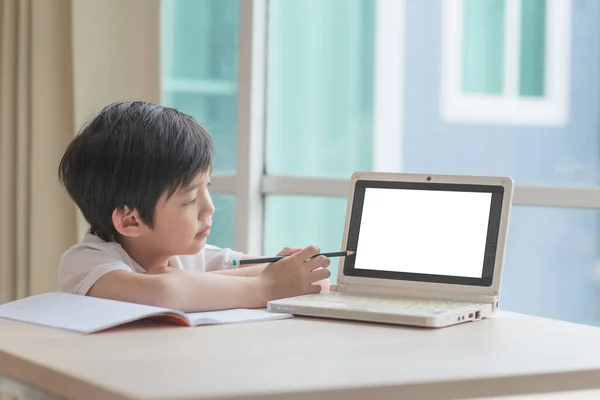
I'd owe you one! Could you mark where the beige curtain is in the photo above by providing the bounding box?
[0,0,77,304]
[0,0,160,305]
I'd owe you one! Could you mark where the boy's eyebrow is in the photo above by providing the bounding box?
[183,183,200,193]
[181,172,211,193]
[182,177,210,193]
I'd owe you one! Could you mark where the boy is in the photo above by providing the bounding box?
[58,101,330,312]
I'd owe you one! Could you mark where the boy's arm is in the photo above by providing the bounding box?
[88,270,268,311]
[210,263,267,277]
[88,246,330,312]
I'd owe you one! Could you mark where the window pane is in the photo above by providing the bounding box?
[264,196,348,281]
[462,0,505,94]
[503,206,598,326]
[209,194,236,250]
[266,0,375,177]
[161,0,239,174]
[519,0,546,96]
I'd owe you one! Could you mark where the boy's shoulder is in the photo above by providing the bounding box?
[60,233,139,270]
[65,232,122,251]
[58,233,143,295]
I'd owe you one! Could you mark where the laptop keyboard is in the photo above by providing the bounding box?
[300,292,482,314]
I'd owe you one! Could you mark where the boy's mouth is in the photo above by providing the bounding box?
[196,227,211,238]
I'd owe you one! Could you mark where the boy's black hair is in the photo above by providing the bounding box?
[58,101,213,242]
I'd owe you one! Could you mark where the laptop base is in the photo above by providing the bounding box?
[268,292,494,328]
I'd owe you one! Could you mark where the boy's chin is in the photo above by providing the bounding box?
[182,237,206,254]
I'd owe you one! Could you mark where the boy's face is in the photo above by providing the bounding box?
[144,171,215,256]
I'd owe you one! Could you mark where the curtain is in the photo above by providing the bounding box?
[0,0,78,304]
[0,0,160,306]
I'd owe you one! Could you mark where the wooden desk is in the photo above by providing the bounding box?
[1,312,600,400]
[470,389,600,399]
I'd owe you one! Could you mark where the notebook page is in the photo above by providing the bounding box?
[186,308,293,325]
[0,292,186,334]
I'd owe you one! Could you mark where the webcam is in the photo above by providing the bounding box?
[426,176,432,181]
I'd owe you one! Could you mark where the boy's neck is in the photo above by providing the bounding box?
[119,236,171,271]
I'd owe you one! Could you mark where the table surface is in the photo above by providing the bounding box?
[470,389,600,400]
[1,311,600,400]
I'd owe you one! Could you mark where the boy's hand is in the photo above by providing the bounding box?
[276,247,302,257]
[258,245,330,301]
[276,247,330,292]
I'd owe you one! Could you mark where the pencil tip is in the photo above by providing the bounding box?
[347,251,355,256]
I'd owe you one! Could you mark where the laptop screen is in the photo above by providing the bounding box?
[343,180,505,286]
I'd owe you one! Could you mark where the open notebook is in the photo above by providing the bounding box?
[0,292,292,334]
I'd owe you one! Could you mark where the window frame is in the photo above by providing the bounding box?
[440,0,571,126]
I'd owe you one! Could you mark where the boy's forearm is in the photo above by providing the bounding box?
[88,269,270,312]
[210,263,267,277]
[158,271,269,311]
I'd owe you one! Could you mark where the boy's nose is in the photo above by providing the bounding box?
[200,199,215,217]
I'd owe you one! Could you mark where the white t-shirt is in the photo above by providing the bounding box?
[59,233,243,295]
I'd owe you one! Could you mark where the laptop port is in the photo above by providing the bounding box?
[475,311,481,319]
[468,313,473,318]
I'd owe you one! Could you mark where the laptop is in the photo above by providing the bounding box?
[267,172,514,328]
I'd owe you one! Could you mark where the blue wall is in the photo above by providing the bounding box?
[403,0,600,325]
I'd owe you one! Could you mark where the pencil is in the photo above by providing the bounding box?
[226,251,355,267]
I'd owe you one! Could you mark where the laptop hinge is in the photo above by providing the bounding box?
[333,284,499,310]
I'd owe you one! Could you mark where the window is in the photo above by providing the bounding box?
[264,0,408,279]
[265,0,387,278]
[162,0,600,327]
[441,0,571,125]
[208,194,236,250]
[161,0,239,174]
[266,0,375,178]
[264,196,347,258]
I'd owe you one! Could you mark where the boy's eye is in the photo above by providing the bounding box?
[185,198,197,206]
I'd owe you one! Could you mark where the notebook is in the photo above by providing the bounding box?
[268,172,513,328]
[0,292,292,334]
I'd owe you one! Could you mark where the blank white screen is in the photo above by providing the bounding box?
[354,188,492,278]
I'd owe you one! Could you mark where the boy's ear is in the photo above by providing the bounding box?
[112,206,147,238]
